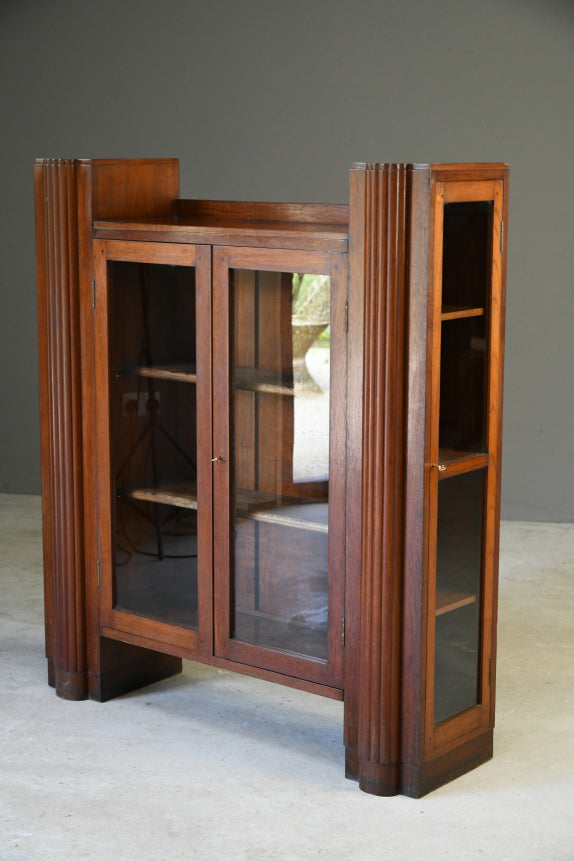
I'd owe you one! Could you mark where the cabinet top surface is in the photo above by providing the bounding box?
[93,200,350,252]
[94,215,348,238]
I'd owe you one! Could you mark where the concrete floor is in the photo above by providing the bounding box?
[1,493,573,860]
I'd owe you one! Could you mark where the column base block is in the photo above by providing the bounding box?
[88,637,182,702]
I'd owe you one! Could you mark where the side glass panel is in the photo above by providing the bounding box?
[231,270,330,661]
[439,317,487,454]
[434,469,486,724]
[108,262,199,629]
[442,201,493,310]
[439,201,493,458]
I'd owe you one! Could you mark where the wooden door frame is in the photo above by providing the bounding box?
[424,179,505,754]
[211,245,347,689]
[91,239,213,655]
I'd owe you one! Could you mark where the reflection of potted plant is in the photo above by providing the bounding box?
[292,274,330,391]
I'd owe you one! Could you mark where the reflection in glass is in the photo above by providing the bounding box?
[442,201,493,310]
[109,262,199,628]
[439,201,492,456]
[439,316,487,453]
[232,270,330,661]
[434,469,485,724]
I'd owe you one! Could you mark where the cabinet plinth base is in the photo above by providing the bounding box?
[54,668,88,701]
[401,729,493,798]
[88,638,182,702]
[357,759,400,797]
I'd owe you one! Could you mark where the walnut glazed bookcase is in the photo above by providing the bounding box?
[35,158,508,797]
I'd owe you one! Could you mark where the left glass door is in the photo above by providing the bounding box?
[93,241,212,653]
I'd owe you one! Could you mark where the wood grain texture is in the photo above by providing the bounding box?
[35,158,183,701]
[347,164,411,795]
[400,164,509,796]
[35,157,508,797]
[35,159,87,699]
[176,198,349,226]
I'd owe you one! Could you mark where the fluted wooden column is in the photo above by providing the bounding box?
[35,159,87,699]
[35,157,183,701]
[346,163,410,795]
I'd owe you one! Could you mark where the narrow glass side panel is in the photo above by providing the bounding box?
[439,316,487,453]
[439,201,493,457]
[441,201,493,311]
[108,261,199,629]
[434,468,486,724]
[232,270,330,661]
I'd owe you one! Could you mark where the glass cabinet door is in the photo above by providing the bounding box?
[212,248,346,688]
[93,241,212,652]
[426,181,504,746]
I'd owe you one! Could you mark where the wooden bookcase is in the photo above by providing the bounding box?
[35,158,508,797]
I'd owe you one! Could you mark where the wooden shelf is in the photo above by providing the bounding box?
[124,364,323,398]
[137,364,197,383]
[127,483,198,509]
[235,367,295,396]
[247,501,328,534]
[436,449,489,475]
[441,306,484,321]
[127,485,282,514]
[436,588,477,616]
[124,484,327,536]
[234,367,325,398]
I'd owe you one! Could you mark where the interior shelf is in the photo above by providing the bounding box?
[234,367,326,398]
[437,448,489,472]
[125,484,328,534]
[136,364,197,383]
[235,367,296,396]
[441,306,485,321]
[124,363,323,398]
[127,483,198,509]
[247,502,328,534]
[436,588,477,616]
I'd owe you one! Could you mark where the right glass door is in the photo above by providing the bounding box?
[212,247,347,689]
[426,180,505,748]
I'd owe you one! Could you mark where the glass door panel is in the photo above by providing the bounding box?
[427,180,503,744]
[231,269,331,661]
[439,316,487,455]
[439,200,493,461]
[441,201,492,312]
[107,260,202,629]
[434,469,485,724]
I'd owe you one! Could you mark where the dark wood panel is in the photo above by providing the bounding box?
[92,224,348,252]
[347,164,411,795]
[35,159,87,699]
[176,198,349,226]
[35,158,184,701]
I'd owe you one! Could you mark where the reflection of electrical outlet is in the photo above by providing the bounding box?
[122,392,160,418]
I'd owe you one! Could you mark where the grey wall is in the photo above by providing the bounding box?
[1,0,573,521]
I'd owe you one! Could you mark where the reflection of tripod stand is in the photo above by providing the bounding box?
[116,265,197,560]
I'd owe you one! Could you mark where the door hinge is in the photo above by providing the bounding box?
[345,300,349,332]
[97,558,101,588]
[342,616,346,647]
[500,221,504,254]
[489,656,494,686]
[92,280,96,309]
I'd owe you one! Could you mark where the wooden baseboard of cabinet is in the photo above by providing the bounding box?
[400,729,494,798]
[88,639,183,703]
